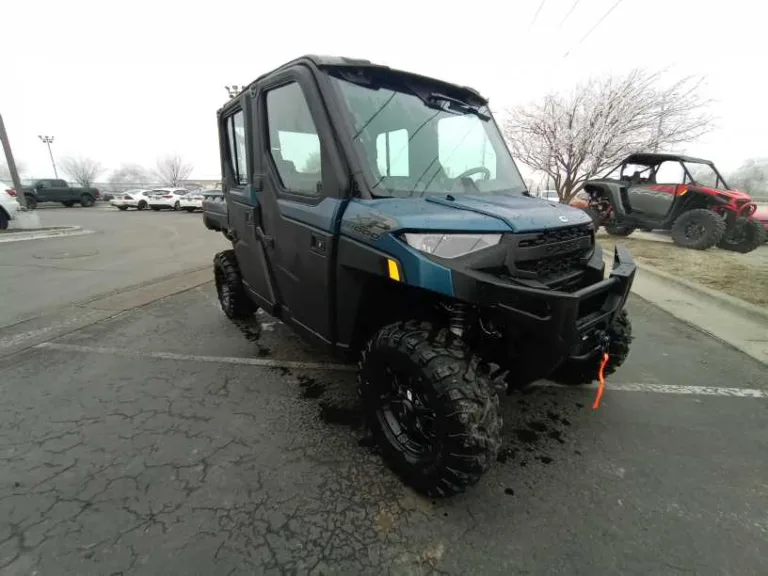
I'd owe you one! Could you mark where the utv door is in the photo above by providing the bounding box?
[627,161,683,218]
[256,68,348,344]
[221,104,279,314]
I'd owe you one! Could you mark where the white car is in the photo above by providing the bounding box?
[110,189,155,211]
[538,189,561,203]
[178,190,207,212]
[147,188,189,211]
[1,181,21,230]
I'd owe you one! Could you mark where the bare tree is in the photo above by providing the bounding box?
[502,70,715,202]
[302,151,321,173]
[60,157,104,187]
[108,163,150,187]
[728,158,768,194]
[0,159,26,182]
[155,155,193,187]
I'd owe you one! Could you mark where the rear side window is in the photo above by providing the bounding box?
[225,110,248,186]
[265,82,321,196]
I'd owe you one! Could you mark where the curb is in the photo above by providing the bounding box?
[0,226,95,244]
[637,261,768,324]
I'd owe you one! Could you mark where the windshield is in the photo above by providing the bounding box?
[330,74,526,198]
[684,162,726,189]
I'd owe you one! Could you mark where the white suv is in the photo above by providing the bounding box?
[1,181,21,230]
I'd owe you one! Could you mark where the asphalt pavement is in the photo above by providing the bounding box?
[1,207,767,574]
[0,205,227,329]
[1,279,766,574]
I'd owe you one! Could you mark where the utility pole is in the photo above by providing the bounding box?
[0,113,27,209]
[38,135,58,178]
[225,85,242,99]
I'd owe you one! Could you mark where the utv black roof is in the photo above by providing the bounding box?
[624,153,714,166]
[224,55,487,109]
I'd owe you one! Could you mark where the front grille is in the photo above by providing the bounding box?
[518,224,592,248]
[517,252,584,278]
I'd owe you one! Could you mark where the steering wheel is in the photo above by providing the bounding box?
[455,166,491,181]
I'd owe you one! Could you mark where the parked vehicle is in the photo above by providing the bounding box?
[583,153,767,252]
[205,55,636,497]
[21,178,100,209]
[1,181,21,230]
[179,190,211,212]
[110,189,155,211]
[537,189,560,203]
[147,188,189,211]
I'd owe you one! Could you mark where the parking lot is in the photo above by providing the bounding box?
[1,208,767,574]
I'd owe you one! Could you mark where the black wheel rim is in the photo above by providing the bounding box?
[684,222,705,241]
[376,368,437,459]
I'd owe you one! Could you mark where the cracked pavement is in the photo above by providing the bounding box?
[1,280,767,573]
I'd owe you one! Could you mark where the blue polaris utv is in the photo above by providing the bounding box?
[206,56,636,496]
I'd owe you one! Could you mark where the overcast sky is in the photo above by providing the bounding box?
[2,0,765,181]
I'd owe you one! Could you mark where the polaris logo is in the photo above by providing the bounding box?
[558,215,569,222]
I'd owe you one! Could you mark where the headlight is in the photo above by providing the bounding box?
[402,233,502,259]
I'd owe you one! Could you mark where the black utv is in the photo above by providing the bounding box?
[207,56,636,496]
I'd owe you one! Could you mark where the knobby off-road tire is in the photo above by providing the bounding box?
[549,309,632,386]
[214,250,256,320]
[359,321,502,497]
[670,208,726,250]
[604,222,636,237]
[718,217,766,253]
[582,207,603,231]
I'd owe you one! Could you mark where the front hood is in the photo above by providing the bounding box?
[424,194,591,232]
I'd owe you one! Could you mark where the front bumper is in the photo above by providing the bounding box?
[452,244,636,361]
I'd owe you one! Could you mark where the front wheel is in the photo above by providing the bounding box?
[137,200,147,211]
[214,250,256,319]
[359,321,501,497]
[718,217,766,253]
[670,208,725,250]
[24,195,37,210]
[549,309,633,386]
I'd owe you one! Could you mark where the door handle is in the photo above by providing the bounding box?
[255,226,274,248]
[310,234,326,253]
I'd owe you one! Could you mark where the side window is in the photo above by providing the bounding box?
[225,110,248,186]
[438,116,496,179]
[375,129,409,177]
[266,82,321,196]
[655,161,685,184]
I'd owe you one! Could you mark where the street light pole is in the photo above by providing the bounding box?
[0,113,27,208]
[38,135,58,178]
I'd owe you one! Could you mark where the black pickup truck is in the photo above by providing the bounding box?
[22,179,100,209]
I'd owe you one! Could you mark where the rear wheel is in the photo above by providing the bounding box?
[604,222,636,237]
[549,309,632,386]
[214,250,256,319]
[80,194,95,207]
[718,217,766,253]
[670,208,725,250]
[138,200,147,211]
[359,321,501,497]
[582,207,603,231]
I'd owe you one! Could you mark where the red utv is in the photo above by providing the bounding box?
[582,153,766,253]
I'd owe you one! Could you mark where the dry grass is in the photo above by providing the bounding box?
[597,237,768,307]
